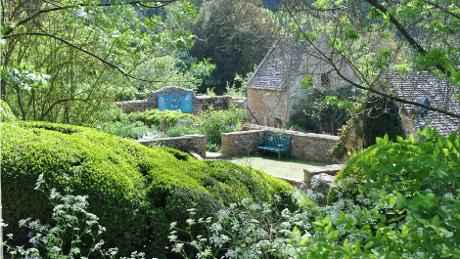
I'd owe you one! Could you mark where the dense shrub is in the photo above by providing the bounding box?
[94,107,159,139]
[288,88,353,135]
[197,108,247,147]
[128,110,194,130]
[1,121,292,258]
[303,129,460,258]
[166,125,200,137]
[96,120,158,139]
[169,197,315,259]
[172,130,460,259]
[336,130,459,198]
[5,188,147,259]
[119,108,247,150]
[0,100,16,121]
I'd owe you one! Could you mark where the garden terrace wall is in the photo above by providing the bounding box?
[139,134,207,158]
[289,131,340,163]
[227,124,341,163]
[116,99,153,113]
[116,96,240,114]
[193,96,232,113]
[230,97,246,109]
[221,130,265,157]
[116,86,244,114]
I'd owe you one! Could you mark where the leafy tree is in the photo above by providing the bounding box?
[278,0,460,119]
[191,0,276,93]
[0,0,212,123]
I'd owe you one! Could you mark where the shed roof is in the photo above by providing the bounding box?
[387,72,460,135]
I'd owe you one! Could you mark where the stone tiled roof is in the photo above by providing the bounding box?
[248,40,305,90]
[387,72,460,135]
[251,38,460,135]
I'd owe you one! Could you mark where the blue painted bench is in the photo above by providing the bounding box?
[257,132,291,159]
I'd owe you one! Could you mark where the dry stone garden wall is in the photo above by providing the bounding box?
[221,130,265,157]
[115,99,153,113]
[223,124,341,163]
[116,86,242,114]
[193,96,232,113]
[139,134,207,158]
[290,132,340,163]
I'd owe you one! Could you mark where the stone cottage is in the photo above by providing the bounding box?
[247,39,460,135]
[247,39,356,128]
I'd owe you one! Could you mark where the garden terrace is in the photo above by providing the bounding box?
[222,124,341,163]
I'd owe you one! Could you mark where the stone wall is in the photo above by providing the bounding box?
[116,99,152,113]
[230,97,246,109]
[115,87,243,114]
[193,96,231,114]
[138,134,207,158]
[242,124,340,162]
[221,130,265,157]
[290,132,340,163]
[247,88,288,127]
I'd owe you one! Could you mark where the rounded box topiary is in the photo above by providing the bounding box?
[1,121,292,258]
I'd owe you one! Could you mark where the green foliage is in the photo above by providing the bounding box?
[128,110,194,130]
[96,120,158,139]
[96,108,247,147]
[2,1,210,124]
[166,125,200,137]
[169,197,313,259]
[336,129,460,200]
[302,129,460,258]
[93,107,159,139]
[192,0,275,93]
[289,89,354,134]
[282,0,460,89]
[1,121,292,258]
[171,130,460,259]
[5,188,147,259]
[225,72,252,97]
[196,108,247,147]
[0,100,16,121]
[300,75,313,90]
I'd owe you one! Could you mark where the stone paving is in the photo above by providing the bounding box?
[225,156,342,182]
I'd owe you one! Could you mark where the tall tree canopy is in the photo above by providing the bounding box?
[191,0,276,93]
[0,0,213,123]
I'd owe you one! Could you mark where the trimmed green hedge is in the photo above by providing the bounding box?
[1,121,291,258]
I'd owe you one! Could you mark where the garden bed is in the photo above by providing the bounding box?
[96,107,247,152]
